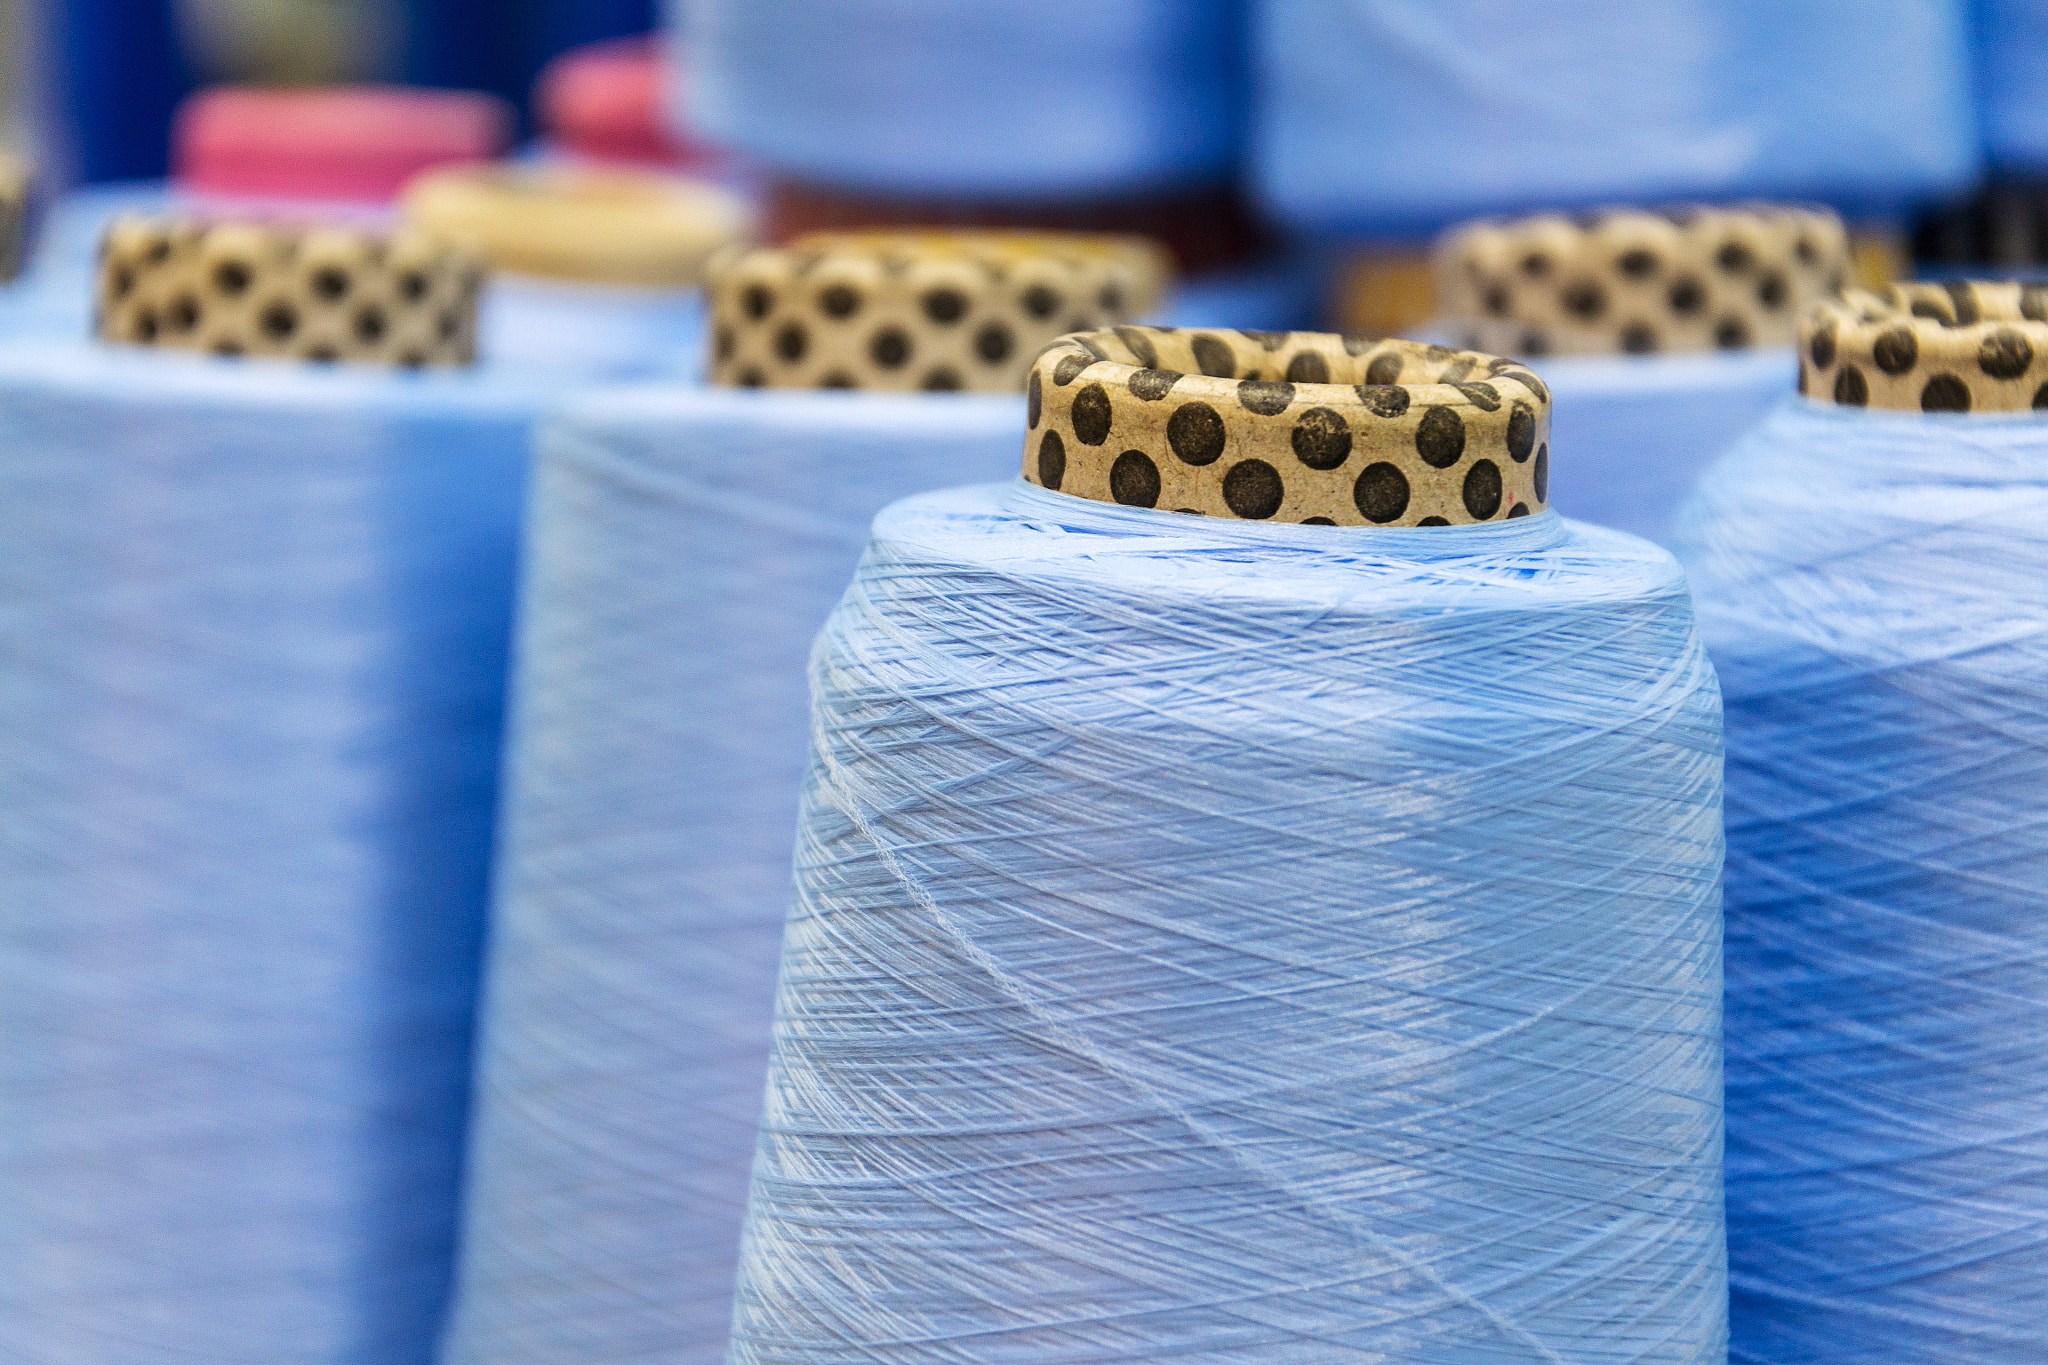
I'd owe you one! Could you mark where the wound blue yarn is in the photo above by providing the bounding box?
[727,482,1728,1364]
[0,341,539,1364]
[1543,349,1795,544]
[442,389,1023,1365]
[1673,399,2048,1364]
[677,0,1244,198]
[1252,0,1977,233]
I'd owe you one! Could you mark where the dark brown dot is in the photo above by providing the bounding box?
[920,368,962,391]
[2024,286,2048,323]
[921,287,967,325]
[1795,236,1819,265]
[1507,504,1530,518]
[1869,327,1917,375]
[1027,370,1042,428]
[1222,460,1284,519]
[1415,406,1466,468]
[1071,383,1113,444]
[1716,241,1754,273]
[1022,284,1061,319]
[1809,323,1836,370]
[212,260,251,295]
[775,322,808,363]
[1979,329,2034,380]
[1127,369,1180,401]
[1945,282,1981,325]
[1668,277,1705,315]
[742,284,773,320]
[1619,322,1657,354]
[437,311,460,341]
[1714,317,1750,350]
[1519,329,1549,356]
[1192,334,1236,378]
[1482,282,1512,316]
[1113,326,1158,369]
[1418,515,1450,526]
[1562,281,1606,321]
[133,308,159,341]
[1167,402,1226,466]
[2034,382,2048,409]
[736,366,765,387]
[1241,329,1290,352]
[715,327,736,361]
[1341,334,1373,355]
[1910,298,1952,325]
[1534,443,1549,502]
[1499,368,1548,403]
[1238,379,1294,416]
[1291,408,1351,470]
[1037,430,1066,488]
[1756,272,1787,309]
[110,266,134,299]
[819,284,861,318]
[398,349,426,368]
[1301,516,1335,525]
[1353,462,1410,523]
[1365,352,1403,385]
[1520,252,1550,278]
[975,322,1014,365]
[259,302,297,340]
[1439,358,1477,383]
[306,344,338,363]
[398,270,428,302]
[1076,335,1112,362]
[1355,384,1409,418]
[819,372,857,389]
[1462,460,1503,519]
[145,236,170,263]
[1921,374,1971,412]
[1110,450,1160,507]
[1285,351,1330,384]
[1507,402,1536,462]
[870,328,911,369]
[1453,381,1500,412]
[1617,249,1659,279]
[167,296,200,332]
[354,306,386,343]
[1052,351,1092,386]
[211,339,242,357]
[1834,365,1868,406]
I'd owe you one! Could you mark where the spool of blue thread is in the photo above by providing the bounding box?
[678,0,1242,200]
[1678,282,2048,1364]
[442,233,1166,1365]
[1252,0,1977,235]
[725,327,1729,1364]
[1435,204,1848,543]
[0,218,532,1365]
[1975,0,2048,176]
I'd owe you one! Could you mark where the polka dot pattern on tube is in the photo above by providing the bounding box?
[1025,328,1550,526]
[706,231,1170,393]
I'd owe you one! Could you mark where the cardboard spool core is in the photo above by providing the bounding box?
[0,152,29,283]
[706,231,1173,393]
[1025,329,1551,527]
[1802,282,2048,414]
[1437,205,1849,357]
[401,164,753,288]
[96,216,485,368]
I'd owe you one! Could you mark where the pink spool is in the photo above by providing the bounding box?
[536,35,717,169]
[173,85,513,202]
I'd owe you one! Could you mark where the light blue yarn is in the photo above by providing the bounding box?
[1252,0,1979,234]
[0,340,541,1364]
[1974,0,2048,174]
[727,483,1728,1364]
[1150,253,1327,332]
[1672,399,2048,1364]
[442,388,1023,1365]
[676,0,1244,197]
[1540,349,1796,544]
